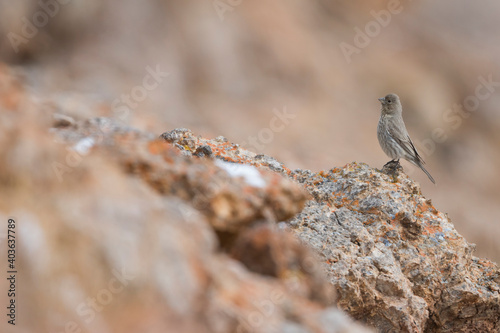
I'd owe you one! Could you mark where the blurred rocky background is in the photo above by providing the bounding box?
[0,0,499,259]
[0,0,500,331]
[0,66,498,331]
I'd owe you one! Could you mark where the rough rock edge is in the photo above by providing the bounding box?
[160,128,500,333]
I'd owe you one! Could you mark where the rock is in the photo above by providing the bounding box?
[194,145,213,158]
[160,129,291,176]
[53,124,309,236]
[160,128,500,332]
[1,66,498,332]
[159,128,193,144]
[287,163,500,332]
[231,224,335,306]
[0,69,369,333]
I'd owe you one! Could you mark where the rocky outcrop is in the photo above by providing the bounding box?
[0,66,498,333]
[161,128,500,332]
[0,67,370,333]
[289,165,500,332]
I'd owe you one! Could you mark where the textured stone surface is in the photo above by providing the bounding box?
[1,65,498,332]
[1,0,500,268]
[161,128,500,333]
[288,164,500,332]
[54,122,309,235]
[0,68,370,333]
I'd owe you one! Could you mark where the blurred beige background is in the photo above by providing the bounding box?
[1,0,499,261]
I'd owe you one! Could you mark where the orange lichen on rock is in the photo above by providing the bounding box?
[153,131,500,333]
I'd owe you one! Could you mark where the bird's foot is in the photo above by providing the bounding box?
[383,159,400,168]
[382,160,403,177]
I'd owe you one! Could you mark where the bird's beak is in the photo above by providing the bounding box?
[378,97,385,104]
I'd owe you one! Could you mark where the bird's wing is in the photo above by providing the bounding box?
[386,126,425,165]
[404,134,425,165]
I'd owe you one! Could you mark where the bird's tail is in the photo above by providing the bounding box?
[417,162,435,184]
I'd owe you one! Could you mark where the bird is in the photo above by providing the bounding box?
[377,93,435,184]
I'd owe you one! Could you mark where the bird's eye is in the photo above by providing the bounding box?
[387,99,391,104]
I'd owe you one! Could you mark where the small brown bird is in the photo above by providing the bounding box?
[377,93,435,184]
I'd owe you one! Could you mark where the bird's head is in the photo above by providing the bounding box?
[378,93,401,115]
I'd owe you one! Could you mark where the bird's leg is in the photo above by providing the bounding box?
[381,158,402,177]
[383,159,398,168]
